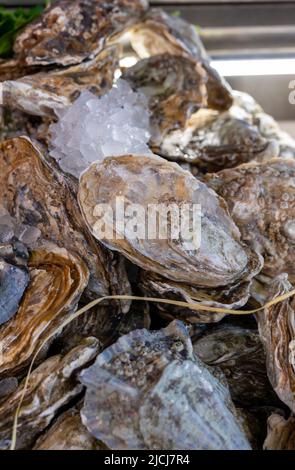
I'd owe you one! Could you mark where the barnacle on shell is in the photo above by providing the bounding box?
[80,321,251,450]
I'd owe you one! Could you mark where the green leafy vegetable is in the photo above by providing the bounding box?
[0,5,44,58]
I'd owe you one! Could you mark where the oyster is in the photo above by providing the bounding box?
[256,274,295,413]
[0,260,29,326]
[122,54,207,142]
[1,46,119,119]
[78,154,262,289]
[140,272,254,324]
[159,108,278,173]
[34,407,104,450]
[14,0,148,67]
[0,136,128,300]
[0,246,88,376]
[207,159,295,281]
[129,8,207,61]
[192,325,277,405]
[0,337,99,450]
[264,414,295,450]
[80,321,251,450]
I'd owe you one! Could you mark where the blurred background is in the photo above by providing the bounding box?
[2,0,294,135]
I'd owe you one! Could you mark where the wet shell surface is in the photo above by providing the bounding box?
[78,153,262,289]
[80,321,251,450]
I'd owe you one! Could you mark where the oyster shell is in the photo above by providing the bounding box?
[14,0,148,67]
[140,272,254,324]
[0,136,128,300]
[78,154,262,289]
[129,8,207,61]
[0,260,29,326]
[0,246,88,376]
[1,46,119,119]
[256,274,295,413]
[207,159,295,281]
[122,54,207,142]
[34,407,104,450]
[80,321,251,450]
[264,414,295,450]
[159,108,278,173]
[193,324,277,406]
[0,337,99,450]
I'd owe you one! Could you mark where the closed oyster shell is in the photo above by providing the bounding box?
[14,0,148,67]
[80,321,251,450]
[0,136,128,300]
[0,246,88,376]
[0,260,29,326]
[78,154,262,289]
[122,54,207,142]
[159,108,278,172]
[2,46,120,119]
[140,272,254,324]
[193,325,277,406]
[0,337,99,450]
[130,8,207,61]
[256,274,295,413]
[264,414,295,450]
[34,407,104,450]
[207,159,295,281]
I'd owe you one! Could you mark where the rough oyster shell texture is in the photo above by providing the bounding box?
[80,321,251,450]
[14,0,149,67]
[264,414,295,450]
[207,159,295,281]
[158,108,278,173]
[0,337,99,449]
[79,153,262,289]
[0,136,128,301]
[2,46,120,118]
[256,274,295,413]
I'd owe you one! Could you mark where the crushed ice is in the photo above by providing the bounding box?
[50,79,152,178]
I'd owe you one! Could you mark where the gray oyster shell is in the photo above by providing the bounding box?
[78,154,263,290]
[80,320,251,450]
[0,260,29,326]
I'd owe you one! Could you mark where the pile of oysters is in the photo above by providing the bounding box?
[0,0,295,450]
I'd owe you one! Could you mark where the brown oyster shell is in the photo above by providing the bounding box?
[256,274,295,413]
[264,414,295,450]
[14,0,148,67]
[80,320,251,450]
[78,154,262,289]
[140,272,254,324]
[122,54,207,142]
[129,8,207,61]
[207,159,295,281]
[0,136,128,300]
[159,108,278,173]
[193,324,277,406]
[0,337,99,450]
[0,246,88,376]
[34,407,104,450]
[1,46,120,119]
